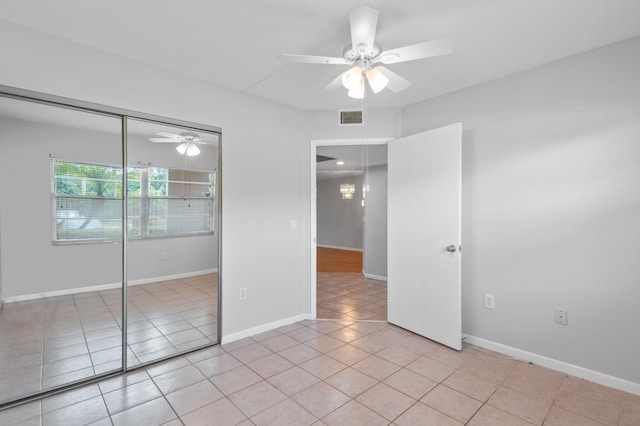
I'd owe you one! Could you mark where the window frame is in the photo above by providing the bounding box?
[51,158,216,244]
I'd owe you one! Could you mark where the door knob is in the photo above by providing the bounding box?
[446,245,457,253]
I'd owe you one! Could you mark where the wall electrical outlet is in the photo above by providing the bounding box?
[161,251,168,260]
[484,294,495,309]
[240,287,247,300]
[555,308,568,325]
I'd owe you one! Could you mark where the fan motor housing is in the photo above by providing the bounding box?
[343,43,381,63]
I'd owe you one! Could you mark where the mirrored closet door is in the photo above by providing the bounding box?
[0,96,124,404]
[0,90,221,407]
[125,118,219,367]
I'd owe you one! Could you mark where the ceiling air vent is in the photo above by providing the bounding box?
[339,110,364,126]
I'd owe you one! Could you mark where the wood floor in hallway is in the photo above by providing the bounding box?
[316,247,362,272]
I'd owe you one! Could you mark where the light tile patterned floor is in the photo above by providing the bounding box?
[0,274,217,405]
[317,272,387,321]
[1,319,638,425]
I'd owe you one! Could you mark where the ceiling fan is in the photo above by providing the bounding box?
[148,131,213,156]
[278,6,454,99]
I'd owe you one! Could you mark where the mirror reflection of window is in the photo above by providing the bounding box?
[52,159,123,241]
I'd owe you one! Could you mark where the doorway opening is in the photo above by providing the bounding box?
[311,139,389,321]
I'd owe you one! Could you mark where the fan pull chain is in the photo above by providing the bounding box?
[184,152,191,207]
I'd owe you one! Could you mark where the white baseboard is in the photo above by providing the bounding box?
[3,283,120,303]
[128,269,218,286]
[316,244,363,252]
[1,268,218,303]
[463,334,640,396]
[221,313,313,345]
[363,272,387,281]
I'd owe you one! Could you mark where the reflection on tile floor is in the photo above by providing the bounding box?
[0,274,217,404]
[317,272,387,321]
[1,319,638,425]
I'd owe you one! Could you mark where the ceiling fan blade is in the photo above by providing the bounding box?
[378,67,411,92]
[196,136,218,142]
[194,135,220,144]
[278,53,348,65]
[323,71,346,92]
[149,138,181,143]
[197,134,216,140]
[349,6,378,51]
[156,131,183,139]
[378,38,454,64]
[191,136,212,142]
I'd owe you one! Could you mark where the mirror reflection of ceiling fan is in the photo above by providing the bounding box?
[278,6,454,98]
[148,131,214,156]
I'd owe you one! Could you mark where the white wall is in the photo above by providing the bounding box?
[0,20,309,339]
[400,36,640,385]
[317,175,363,250]
[363,164,388,279]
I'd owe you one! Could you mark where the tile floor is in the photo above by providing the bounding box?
[0,274,217,405]
[317,273,387,321]
[1,319,638,425]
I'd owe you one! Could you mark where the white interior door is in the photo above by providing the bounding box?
[387,123,462,350]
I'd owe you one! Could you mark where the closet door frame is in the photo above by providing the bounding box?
[0,85,222,409]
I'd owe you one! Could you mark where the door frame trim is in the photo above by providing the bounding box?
[310,138,391,319]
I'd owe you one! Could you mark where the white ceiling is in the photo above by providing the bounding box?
[1,1,640,111]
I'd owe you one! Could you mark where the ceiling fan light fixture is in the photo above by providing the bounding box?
[176,142,188,155]
[176,142,201,156]
[342,66,363,90]
[186,143,201,156]
[366,67,389,93]
[347,77,365,99]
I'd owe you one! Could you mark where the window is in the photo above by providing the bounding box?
[53,160,123,241]
[127,166,215,238]
[52,159,215,242]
